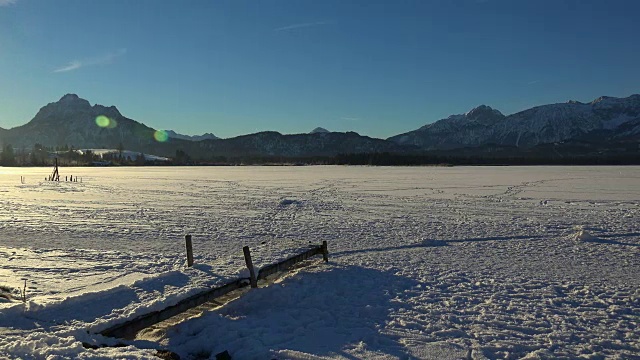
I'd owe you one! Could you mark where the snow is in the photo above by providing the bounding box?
[0,166,639,359]
[76,149,170,162]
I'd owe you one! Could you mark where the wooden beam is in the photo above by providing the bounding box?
[100,278,249,339]
[100,243,328,340]
[257,246,323,280]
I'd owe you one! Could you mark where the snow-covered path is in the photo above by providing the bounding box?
[0,166,638,359]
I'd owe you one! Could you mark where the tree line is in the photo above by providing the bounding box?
[0,143,164,167]
[1,143,638,167]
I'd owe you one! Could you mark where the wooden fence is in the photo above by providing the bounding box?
[100,239,329,339]
[258,241,328,280]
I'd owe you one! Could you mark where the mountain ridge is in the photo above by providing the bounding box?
[0,93,638,160]
[388,94,640,150]
[1,94,165,152]
[0,94,414,158]
[165,130,219,141]
[186,130,411,159]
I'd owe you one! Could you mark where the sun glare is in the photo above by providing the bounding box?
[95,115,117,129]
[154,130,169,142]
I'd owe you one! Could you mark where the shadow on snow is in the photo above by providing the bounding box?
[165,265,423,359]
[333,235,546,257]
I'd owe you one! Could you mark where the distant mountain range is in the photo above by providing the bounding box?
[164,130,219,141]
[388,95,640,149]
[0,93,638,161]
[185,130,409,158]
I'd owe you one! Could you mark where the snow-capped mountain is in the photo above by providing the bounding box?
[165,130,219,141]
[388,105,506,149]
[388,94,640,149]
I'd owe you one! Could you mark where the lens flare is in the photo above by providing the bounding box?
[95,115,117,129]
[154,130,169,142]
[95,115,110,128]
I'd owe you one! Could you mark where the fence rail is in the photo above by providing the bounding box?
[99,240,329,339]
[100,278,248,339]
[258,242,328,280]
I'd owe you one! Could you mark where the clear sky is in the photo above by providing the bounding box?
[1,0,639,139]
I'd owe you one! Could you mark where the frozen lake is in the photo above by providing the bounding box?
[0,166,638,359]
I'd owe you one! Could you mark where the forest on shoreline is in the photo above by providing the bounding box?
[1,143,638,167]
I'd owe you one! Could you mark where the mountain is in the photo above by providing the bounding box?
[612,116,640,140]
[310,127,330,134]
[181,131,412,159]
[388,95,640,150]
[165,130,219,141]
[388,105,505,150]
[1,93,638,162]
[0,94,181,154]
[0,94,414,159]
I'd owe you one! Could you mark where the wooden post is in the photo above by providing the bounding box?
[243,246,258,288]
[185,235,194,267]
[322,241,329,262]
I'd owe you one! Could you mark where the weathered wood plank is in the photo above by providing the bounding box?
[257,246,323,280]
[100,278,249,339]
[101,243,329,340]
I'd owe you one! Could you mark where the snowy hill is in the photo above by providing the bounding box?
[388,94,640,149]
[164,130,219,141]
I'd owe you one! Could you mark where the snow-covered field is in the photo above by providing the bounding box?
[0,166,638,359]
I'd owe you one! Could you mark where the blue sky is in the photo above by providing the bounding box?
[1,0,639,139]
